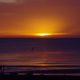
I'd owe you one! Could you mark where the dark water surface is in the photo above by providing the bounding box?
[0,38,80,65]
[0,38,80,76]
[0,51,80,66]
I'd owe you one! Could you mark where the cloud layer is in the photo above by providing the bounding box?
[0,0,17,3]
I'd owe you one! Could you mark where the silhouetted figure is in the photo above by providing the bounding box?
[31,47,34,51]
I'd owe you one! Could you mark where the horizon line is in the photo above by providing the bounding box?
[0,34,80,38]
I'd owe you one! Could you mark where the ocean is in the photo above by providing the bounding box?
[0,38,80,76]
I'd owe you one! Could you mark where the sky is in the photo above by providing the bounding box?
[0,0,80,37]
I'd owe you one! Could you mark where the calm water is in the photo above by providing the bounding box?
[0,50,80,66]
[0,50,80,76]
[0,38,80,76]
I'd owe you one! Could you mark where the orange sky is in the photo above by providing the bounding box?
[0,0,80,37]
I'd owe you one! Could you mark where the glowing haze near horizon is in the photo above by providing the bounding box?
[0,0,80,37]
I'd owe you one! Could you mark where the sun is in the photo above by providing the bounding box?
[35,33,52,37]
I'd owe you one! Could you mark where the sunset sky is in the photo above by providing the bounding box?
[0,0,80,37]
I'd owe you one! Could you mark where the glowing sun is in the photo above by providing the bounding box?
[35,33,52,37]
